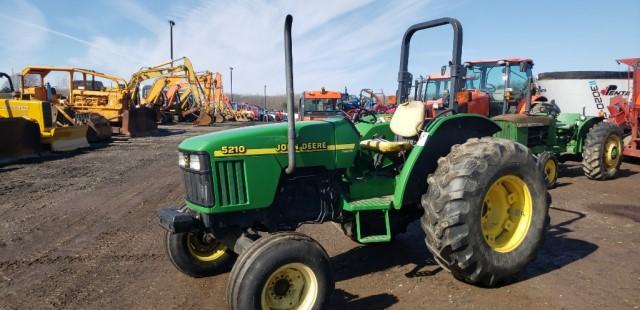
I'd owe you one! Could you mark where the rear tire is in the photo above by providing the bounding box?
[226,232,333,310]
[165,231,235,278]
[537,151,558,188]
[582,122,624,180]
[421,137,548,286]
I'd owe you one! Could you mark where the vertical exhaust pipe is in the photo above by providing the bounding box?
[284,15,296,175]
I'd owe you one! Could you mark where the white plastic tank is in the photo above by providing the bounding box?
[536,71,633,116]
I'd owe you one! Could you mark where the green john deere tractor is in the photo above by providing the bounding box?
[460,59,624,187]
[159,16,549,309]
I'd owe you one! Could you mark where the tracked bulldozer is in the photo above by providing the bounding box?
[20,66,156,138]
[1,72,89,163]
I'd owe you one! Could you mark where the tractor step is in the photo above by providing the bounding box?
[355,209,391,243]
[341,195,393,211]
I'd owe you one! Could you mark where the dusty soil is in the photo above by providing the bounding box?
[1,123,639,309]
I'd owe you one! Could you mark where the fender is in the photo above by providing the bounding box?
[393,113,501,208]
[575,116,604,153]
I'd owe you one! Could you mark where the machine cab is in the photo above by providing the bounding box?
[300,88,345,120]
[463,58,534,116]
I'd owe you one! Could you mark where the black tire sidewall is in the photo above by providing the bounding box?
[165,231,234,278]
[537,151,559,188]
[464,163,547,278]
[230,234,333,310]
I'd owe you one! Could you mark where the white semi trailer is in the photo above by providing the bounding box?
[536,71,633,116]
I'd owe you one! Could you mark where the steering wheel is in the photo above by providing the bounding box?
[351,108,378,124]
[530,101,561,117]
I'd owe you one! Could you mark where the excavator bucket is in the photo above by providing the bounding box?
[86,114,112,142]
[0,118,42,163]
[193,111,214,126]
[41,126,90,151]
[214,114,224,123]
[121,107,158,137]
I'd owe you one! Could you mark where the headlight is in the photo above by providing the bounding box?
[189,154,201,171]
[178,152,187,167]
[178,152,208,171]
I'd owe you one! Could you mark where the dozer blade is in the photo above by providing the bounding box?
[121,107,158,137]
[0,118,42,164]
[41,126,90,152]
[86,114,112,142]
[193,112,214,126]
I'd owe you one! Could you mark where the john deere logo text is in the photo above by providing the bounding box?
[276,142,327,152]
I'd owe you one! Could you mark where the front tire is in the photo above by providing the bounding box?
[226,232,333,310]
[582,122,624,180]
[421,137,548,286]
[537,151,559,188]
[165,231,235,278]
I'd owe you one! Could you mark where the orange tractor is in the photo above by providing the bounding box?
[607,58,640,158]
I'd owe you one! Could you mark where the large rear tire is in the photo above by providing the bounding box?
[165,231,235,278]
[421,137,548,286]
[582,122,624,180]
[226,232,333,310]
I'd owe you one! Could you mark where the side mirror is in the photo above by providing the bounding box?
[440,65,447,75]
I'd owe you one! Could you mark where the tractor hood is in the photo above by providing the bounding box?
[179,117,360,170]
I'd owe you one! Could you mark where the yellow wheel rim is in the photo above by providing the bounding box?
[604,135,622,173]
[543,158,557,185]
[481,175,533,253]
[261,263,318,310]
[186,233,227,262]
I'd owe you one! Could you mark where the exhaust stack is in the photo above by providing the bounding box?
[284,14,296,174]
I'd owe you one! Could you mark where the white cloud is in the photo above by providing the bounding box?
[0,0,48,69]
[4,0,450,95]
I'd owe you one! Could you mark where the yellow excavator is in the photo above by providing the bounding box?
[1,72,89,162]
[197,70,237,123]
[20,66,157,137]
[128,57,216,126]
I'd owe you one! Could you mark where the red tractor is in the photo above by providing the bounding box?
[607,58,640,158]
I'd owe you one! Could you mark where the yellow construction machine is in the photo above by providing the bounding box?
[128,57,216,126]
[1,72,89,162]
[20,66,157,137]
[198,70,237,123]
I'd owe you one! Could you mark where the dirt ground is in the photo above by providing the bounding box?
[1,123,639,310]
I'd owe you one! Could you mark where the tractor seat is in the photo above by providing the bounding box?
[359,100,425,154]
[360,139,413,153]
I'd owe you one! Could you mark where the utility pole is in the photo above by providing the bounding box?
[169,20,175,64]
[264,84,267,122]
[229,67,234,105]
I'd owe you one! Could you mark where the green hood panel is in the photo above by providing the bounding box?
[179,118,359,170]
[180,117,360,213]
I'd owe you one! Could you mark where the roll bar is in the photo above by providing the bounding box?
[284,15,296,174]
[0,72,15,92]
[397,17,463,112]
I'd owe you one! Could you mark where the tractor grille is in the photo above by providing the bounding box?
[215,160,248,206]
[526,126,548,147]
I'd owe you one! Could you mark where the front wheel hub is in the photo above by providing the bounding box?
[262,263,318,309]
[186,233,227,262]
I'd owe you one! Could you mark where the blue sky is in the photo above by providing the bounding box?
[1,0,638,95]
